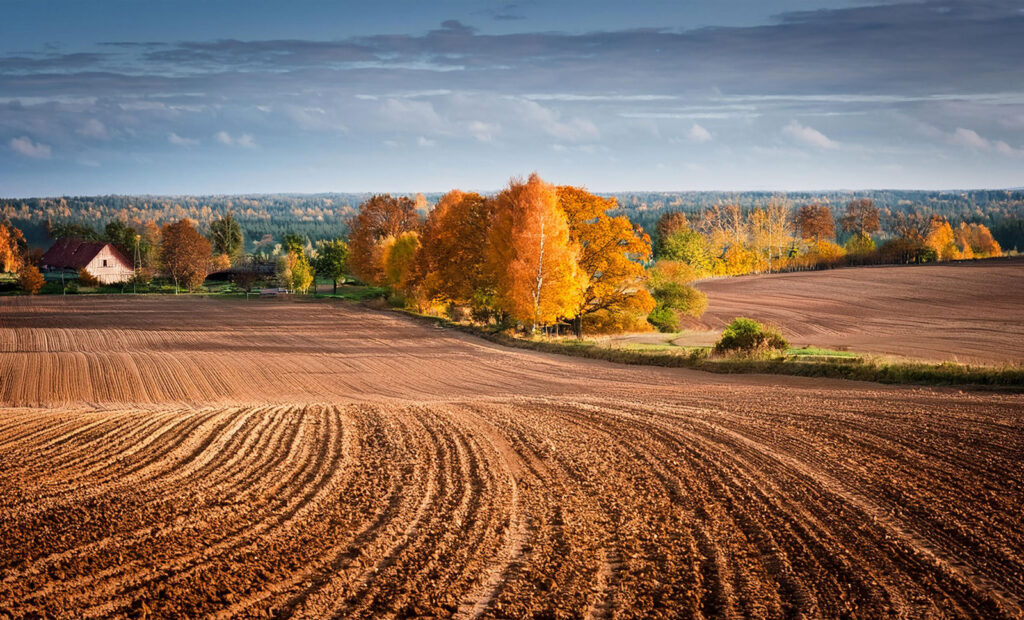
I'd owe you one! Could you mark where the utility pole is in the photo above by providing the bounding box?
[133,233,141,294]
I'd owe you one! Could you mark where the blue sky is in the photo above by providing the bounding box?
[2,0,1023,196]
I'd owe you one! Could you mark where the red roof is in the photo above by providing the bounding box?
[40,238,132,270]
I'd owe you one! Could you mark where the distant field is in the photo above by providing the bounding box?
[1,297,1022,617]
[686,259,1024,365]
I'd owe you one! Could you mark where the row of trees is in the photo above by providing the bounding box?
[347,174,659,335]
[655,198,1002,276]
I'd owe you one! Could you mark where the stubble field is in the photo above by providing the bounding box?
[1,295,1022,618]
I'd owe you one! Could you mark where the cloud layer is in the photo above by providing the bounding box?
[2,0,1023,195]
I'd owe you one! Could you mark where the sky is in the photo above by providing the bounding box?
[2,0,1023,196]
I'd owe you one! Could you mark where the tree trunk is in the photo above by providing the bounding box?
[573,315,583,339]
[332,278,337,294]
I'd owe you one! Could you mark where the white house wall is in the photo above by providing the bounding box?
[86,247,134,284]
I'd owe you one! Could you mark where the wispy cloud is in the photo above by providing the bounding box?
[782,120,838,150]
[167,132,199,147]
[687,123,712,143]
[215,131,257,148]
[10,136,51,158]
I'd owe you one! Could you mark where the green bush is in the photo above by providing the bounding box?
[714,317,788,354]
[647,305,679,332]
[652,282,708,318]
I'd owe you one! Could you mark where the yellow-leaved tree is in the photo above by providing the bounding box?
[557,185,655,336]
[487,174,585,333]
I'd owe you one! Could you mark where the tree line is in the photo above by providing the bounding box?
[654,198,1002,277]
[0,178,1011,336]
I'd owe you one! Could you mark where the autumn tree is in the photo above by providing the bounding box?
[795,204,835,242]
[956,222,1002,258]
[841,198,881,236]
[19,264,44,295]
[381,231,420,292]
[412,190,494,308]
[0,222,27,273]
[210,213,244,262]
[558,185,655,337]
[486,174,585,332]
[749,198,792,272]
[655,211,689,257]
[161,219,212,293]
[313,239,349,293]
[699,204,746,253]
[276,251,314,293]
[925,215,957,261]
[347,195,419,284]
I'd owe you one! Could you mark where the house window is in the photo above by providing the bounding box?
[102,259,108,267]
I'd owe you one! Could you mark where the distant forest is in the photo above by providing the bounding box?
[3,189,1023,251]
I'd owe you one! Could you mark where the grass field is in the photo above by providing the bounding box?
[1,294,1022,618]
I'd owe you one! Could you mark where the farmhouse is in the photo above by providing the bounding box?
[40,238,134,284]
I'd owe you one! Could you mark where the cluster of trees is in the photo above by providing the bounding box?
[655,198,1002,276]
[346,174,665,336]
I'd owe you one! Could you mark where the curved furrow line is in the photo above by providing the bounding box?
[2,407,269,606]
[73,405,323,616]
[0,407,277,587]
[619,399,1018,617]
[580,398,972,616]
[691,417,1024,617]
[233,406,410,618]
[639,397,1024,614]
[27,405,299,615]
[327,407,450,617]
[532,399,720,618]
[463,400,615,618]
[1,407,229,517]
[100,405,348,618]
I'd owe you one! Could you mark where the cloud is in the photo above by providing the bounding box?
[215,131,257,148]
[950,127,990,150]
[10,136,51,158]
[416,136,436,147]
[467,120,497,142]
[949,127,1023,157]
[76,119,108,139]
[782,120,838,149]
[687,123,712,143]
[167,132,199,146]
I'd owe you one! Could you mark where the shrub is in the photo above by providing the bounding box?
[714,317,788,354]
[78,268,100,287]
[647,305,679,332]
[652,282,708,318]
[19,265,44,295]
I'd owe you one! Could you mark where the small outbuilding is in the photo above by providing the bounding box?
[40,238,134,284]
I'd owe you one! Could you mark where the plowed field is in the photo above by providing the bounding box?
[1,296,1022,618]
[690,259,1024,365]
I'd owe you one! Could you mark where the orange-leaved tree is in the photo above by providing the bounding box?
[19,264,44,294]
[347,195,419,285]
[795,204,835,243]
[412,190,494,308]
[557,185,654,337]
[956,222,1002,258]
[0,221,27,273]
[160,219,212,293]
[487,174,585,333]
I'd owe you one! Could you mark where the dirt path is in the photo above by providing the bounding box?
[685,259,1024,364]
[1,296,1022,618]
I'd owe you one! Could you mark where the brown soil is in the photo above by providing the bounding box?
[686,259,1024,364]
[1,296,1022,618]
